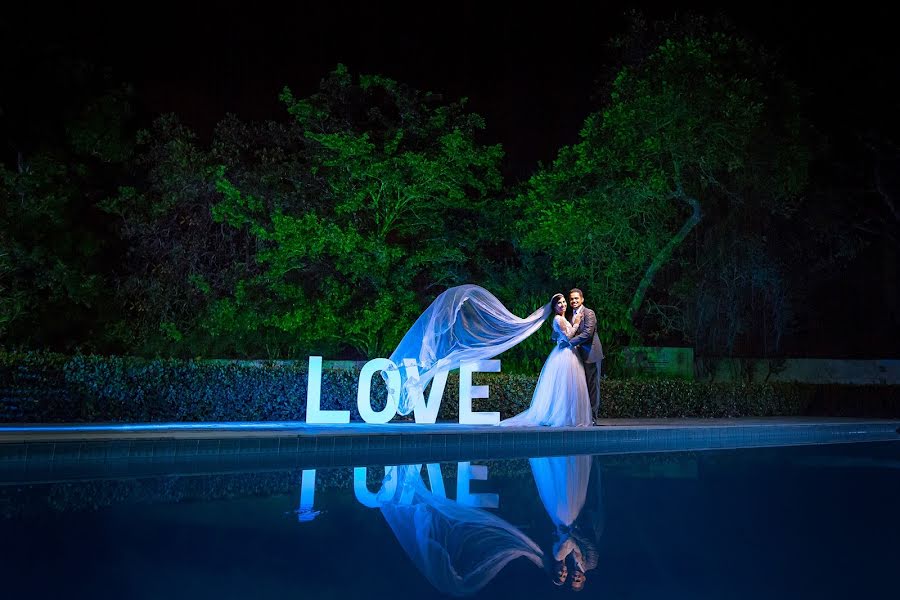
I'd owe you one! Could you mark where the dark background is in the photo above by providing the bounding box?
[9,3,899,177]
[2,2,899,357]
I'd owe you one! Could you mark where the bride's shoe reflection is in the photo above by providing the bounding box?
[376,456,604,595]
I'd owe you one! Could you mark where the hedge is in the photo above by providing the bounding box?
[7,350,896,422]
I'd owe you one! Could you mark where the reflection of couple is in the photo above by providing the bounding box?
[532,455,602,591]
[378,456,603,595]
[388,285,604,426]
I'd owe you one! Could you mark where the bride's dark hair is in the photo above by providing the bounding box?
[549,293,565,311]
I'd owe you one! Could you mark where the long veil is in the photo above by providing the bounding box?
[379,465,544,596]
[388,285,551,415]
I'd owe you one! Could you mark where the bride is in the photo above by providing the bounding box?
[387,285,591,426]
[500,294,592,427]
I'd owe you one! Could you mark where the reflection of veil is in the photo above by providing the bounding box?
[387,285,551,415]
[530,456,600,574]
[379,465,544,597]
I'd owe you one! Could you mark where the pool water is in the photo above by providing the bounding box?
[2,441,898,599]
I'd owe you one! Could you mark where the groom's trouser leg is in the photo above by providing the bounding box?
[585,360,601,419]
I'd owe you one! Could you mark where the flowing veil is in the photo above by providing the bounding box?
[379,465,544,597]
[387,285,551,415]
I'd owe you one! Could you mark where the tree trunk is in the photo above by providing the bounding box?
[627,191,702,322]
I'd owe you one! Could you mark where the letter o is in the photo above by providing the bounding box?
[357,358,400,424]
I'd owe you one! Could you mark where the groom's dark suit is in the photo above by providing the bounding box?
[568,306,604,422]
[568,456,604,576]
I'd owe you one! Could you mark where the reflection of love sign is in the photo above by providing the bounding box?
[306,357,502,425]
[297,462,498,522]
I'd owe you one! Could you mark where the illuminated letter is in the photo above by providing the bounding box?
[353,465,398,507]
[459,359,501,425]
[305,356,350,424]
[402,358,449,424]
[297,469,320,522]
[456,462,499,508]
[358,358,400,424]
[425,463,447,498]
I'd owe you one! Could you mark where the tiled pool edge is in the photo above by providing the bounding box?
[1,420,897,475]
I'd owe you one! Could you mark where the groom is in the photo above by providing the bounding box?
[567,455,604,590]
[566,289,604,425]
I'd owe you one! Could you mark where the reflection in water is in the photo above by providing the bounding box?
[377,464,543,596]
[2,442,900,599]
[530,456,602,592]
[296,469,321,522]
[376,456,604,595]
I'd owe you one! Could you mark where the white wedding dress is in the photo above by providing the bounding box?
[529,455,593,573]
[500,315,592,427]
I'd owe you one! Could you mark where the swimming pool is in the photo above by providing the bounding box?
[1,439,898,599]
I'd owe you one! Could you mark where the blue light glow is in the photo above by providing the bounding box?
[0,421,313,433]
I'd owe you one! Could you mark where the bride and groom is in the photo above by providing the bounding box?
[387,285,604,427]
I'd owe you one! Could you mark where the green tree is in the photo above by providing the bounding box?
[99,113,307,357]
[0,79,132,348]
[209,65,505,358]
[516,30,810,356]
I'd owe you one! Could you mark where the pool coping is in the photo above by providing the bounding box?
[2,416,899,438]
[1,417,897,478]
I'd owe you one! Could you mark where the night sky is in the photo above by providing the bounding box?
[7,2,900,178]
